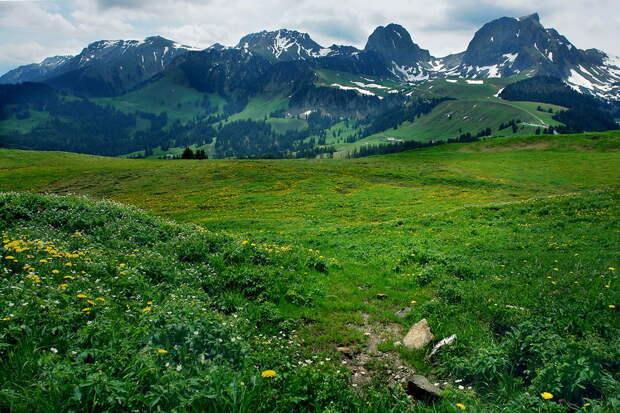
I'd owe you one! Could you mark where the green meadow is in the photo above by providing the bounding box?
[1,131,619,411]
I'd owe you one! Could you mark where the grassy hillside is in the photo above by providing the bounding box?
[1,110,53,134]
[226,95,290,122]
[332,78,568,156]
[1,132,619,411]
[97,70,226,123]
[314,69,405,98]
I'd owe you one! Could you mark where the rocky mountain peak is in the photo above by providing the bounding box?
[236,29,326,62]
[364,23,432,66]
[519,13,540,22]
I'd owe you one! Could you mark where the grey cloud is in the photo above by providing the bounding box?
[94,0,149,10]
[94,0,208,10]
[424,1,531,31]
[298,18,369,46]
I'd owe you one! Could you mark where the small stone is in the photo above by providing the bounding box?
[403,319,433,350]
[407,375,442,401]
[395,307,412,318]
[336,346,352,357]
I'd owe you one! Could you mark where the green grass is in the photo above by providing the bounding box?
[1,132,619,411]
[334,100,561,155]
[0,192,350,412]
[97,69,225,122]
[267,117,308,134]
[121,142,217,159]
[0,110,53,134]
[226,95,290,122]
[496,100,564,122]
[311,120,360,146]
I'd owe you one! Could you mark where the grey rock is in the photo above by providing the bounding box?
[406,375,442,401]
[395,307,412,318]
[403,319,433,350]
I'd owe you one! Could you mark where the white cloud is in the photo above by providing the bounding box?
[1,0,619,75]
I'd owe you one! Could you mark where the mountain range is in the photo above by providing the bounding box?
[3,13,619,100]
[0,12,618,159]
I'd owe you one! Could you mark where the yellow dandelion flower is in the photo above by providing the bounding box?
[118,263,126,268]
[5,256,15,260]
[87,300,96,306]
[1,317,11,321]
[52,269,60,274]
[65,262,73,267]
[455,403,466,410]
[143,306,152,312]
[64,275,75,280]
[156,349,168,354]
[77,293,88,299]
[39,259,48,263]
[541,392,554,400]
[58,284,68,290]
[96,297,105,302]
[81,307,91,312]
[609,305,616,309]
[241,240,249,245]
[261,370,277,378]
[410,300,417,304]
[609,267,616,271]
[147,301,153,305]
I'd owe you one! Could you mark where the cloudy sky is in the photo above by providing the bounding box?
[1,0,618,75]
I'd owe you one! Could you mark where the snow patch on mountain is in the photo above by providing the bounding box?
[390,62,429,82]
[330,83,377,96]
[352,81,389,89]
[271,31,296,59]
[567,69,595,90]
[503,53,518,63]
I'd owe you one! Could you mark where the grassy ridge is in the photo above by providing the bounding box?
[331,78,568,155]
[1,132,619,411]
